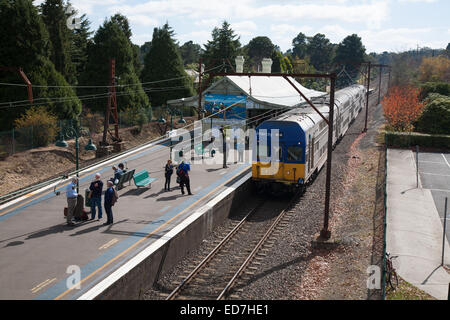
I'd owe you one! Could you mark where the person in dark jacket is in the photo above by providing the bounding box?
[104,181,115,225]
[89,173,103,221]
[164,159,174,191]
[177,161,192,195]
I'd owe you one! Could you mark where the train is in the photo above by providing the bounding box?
[251,84,366,194]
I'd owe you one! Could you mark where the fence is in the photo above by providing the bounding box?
[0,108,155,159]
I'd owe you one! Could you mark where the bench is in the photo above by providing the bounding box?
[133,170,157,188]
[116,169,136,190]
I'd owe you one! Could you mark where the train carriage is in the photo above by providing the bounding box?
[252,84,366,193]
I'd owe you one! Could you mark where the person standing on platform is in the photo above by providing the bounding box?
[177,160,192,195]
[89,173,103,221]
[237,140,244,163]
[66,177,78,226]
[164,159,174,191]
[104,181,115,225]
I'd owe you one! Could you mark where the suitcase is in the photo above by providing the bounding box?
[64,195,88,221]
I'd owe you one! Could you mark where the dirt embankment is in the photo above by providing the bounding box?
[0,118,196,197]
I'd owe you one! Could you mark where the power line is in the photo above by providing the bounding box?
[0,64,223,89]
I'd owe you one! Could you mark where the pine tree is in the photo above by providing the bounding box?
[202,21,241,71]
[247,36,275,71]
[306,33,334,72]
[141,23,194,108]
[334,34,366,87]
[40,0,77,85]
[78,16,150,114]
[71,13,93,83]
[0,0,81,128]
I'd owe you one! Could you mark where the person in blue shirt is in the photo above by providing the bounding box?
[110,165,123,185]
[89,173,103,221]
[104,181,115,225]
[177,161,192,195]
[66,177,78,226]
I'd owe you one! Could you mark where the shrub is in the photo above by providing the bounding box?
[415,94,450,134]
[14,106,58,147]
[419,82,450,101]
[385,131,450,149]
[382,86,425,132]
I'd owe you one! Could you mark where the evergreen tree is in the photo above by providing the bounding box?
[334,34,366,87]
[40,0,77,85]
[306,33,334,72]
[247,36,275,71]
[78,16,149,113]
[271,50,284,73]
[202,21,241,71]
[180,41,202,66]
[70,13,93,83]
[292,32,308,59]
[140,23,194,108]
[0,0,81,128]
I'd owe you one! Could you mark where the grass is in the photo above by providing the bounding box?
[386,276,436,300]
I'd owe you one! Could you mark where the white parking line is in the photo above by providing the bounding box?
[426,188,450,193]
[419,160,445,165]
[421,172,450,177]
[442,154,450,169]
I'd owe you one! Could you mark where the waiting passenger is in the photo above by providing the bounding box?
[164,159,174,191]
[66,177,78,226]
[177,160,192,195]
[118,163,127,173]
[110,165,123,185]
[88,173,103,221]
[104,181,115,225]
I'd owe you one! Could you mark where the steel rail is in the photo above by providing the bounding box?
[165,201,266,300]
[217,190,301,300]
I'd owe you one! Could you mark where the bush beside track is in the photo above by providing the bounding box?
[385,131,450,150]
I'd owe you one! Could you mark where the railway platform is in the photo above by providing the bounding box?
[0,140,252,300]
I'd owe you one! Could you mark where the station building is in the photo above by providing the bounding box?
[167,57,326,133]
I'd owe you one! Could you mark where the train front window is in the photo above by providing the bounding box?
[286,146,303,162]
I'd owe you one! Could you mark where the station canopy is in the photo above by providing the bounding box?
[167,75,327,110]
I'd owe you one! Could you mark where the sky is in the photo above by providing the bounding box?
[36,0,449,54]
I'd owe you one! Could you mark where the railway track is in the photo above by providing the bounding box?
[164,191,301,300]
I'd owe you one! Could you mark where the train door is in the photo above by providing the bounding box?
[311,136,315,168]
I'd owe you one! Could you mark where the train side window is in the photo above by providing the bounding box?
[286,146,303,162]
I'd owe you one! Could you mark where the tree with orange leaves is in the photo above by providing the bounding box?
[382,86,425,132]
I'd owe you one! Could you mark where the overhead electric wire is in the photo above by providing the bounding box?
[0,63,224,89]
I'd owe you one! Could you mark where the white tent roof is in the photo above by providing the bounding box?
[225,75,326,108]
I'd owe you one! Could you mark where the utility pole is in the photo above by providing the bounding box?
[197,58,203,120]
[320,74,336,240]
[363,61,371,132]
[378,65,383,105]
[0,67,33,103]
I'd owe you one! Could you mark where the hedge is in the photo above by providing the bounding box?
[419,82,450,101]
[385,131,450,149]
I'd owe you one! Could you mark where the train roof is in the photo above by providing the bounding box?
[261,85,365,132]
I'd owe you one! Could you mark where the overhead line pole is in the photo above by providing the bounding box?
[363,61,371,132]
[378,65,383,105]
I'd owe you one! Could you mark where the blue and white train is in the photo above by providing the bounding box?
[252,84,366,193]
